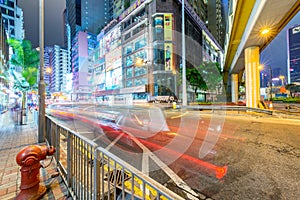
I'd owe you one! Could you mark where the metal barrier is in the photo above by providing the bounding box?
[187,105,274,115]
[45,115,184,200]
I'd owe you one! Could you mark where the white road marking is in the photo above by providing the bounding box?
[124,131,199,199]
[105,133,124,151]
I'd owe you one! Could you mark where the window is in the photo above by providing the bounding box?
[124,44,132,55]
[126,56,133,67]
[134,67,147,77]
[126,80,133,87]
[126,68,133,78]
[134,38,146,51]
[134,77,147,86]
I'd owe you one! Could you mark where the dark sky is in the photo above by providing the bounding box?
[18,0,66,48]
[260,12,300,77]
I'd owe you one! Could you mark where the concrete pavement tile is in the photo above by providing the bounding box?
[0,192,16,200]
[7,185,17,193]
[0,188,7,196]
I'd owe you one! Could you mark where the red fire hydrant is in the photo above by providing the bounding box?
[15,145,56,200]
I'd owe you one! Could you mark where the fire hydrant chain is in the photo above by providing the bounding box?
[41,155,54,169]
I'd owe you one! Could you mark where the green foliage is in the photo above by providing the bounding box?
[7,38,39,90]
[7,38,39,70]
[183,61,223,101]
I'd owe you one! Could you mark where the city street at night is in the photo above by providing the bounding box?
[0,0,300,199]
[47,104,300,199]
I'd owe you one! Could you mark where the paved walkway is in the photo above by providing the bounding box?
[0,110,71,200]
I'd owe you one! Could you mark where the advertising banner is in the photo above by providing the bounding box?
[105,46,122,72]
[164,43,173,71]
[164,14,173,41]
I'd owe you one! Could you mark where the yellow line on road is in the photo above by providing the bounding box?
[170,111,189,119]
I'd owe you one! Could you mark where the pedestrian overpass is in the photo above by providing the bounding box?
[223,0,300,108]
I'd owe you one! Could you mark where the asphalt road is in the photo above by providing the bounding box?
[47,105,300,200]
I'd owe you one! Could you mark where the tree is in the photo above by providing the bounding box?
[184,61,223,102]
[285,84,300,97]
[7,38,39,125]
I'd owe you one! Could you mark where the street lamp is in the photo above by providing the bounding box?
[279,75,285,86]
[38,0,45,143]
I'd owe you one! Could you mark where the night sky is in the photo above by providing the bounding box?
[261,12,300,78]
[18,1,299,78]
[18,0,65,48]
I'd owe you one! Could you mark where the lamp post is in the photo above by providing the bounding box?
[181,0,187,106]
[279,75,285,86]
[268,66,273,101]
[38,0,45,143]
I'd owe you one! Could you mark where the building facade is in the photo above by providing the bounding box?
[50,45,70,93]
[0,0,24,40]
[71,31,97,100]
[89,0,223,103]
[0,12,9,112]
[66,0,107,39]
[44,46,53,94]
[287,24,300,84]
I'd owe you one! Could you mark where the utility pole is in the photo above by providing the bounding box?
[269,66,273,101]
[38,0,45,143]
[182,0,187,106]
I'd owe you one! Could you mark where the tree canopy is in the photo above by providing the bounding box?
[7,38,39,90]
[185,61,223,101]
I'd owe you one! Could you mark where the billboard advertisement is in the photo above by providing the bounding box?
[164,43,173,71]
[164,14,173,41]
[104,26,121,53]
[105,67,122,90]
[105,46,122,72]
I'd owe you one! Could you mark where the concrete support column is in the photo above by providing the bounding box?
[245,46,260,108]
[231,74,239,103]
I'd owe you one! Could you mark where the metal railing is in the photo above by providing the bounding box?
[45,115,184,200]
[184,105,274,115]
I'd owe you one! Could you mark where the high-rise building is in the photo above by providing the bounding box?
[0,0,24,40]
[44,47,53,93]
[90,0,223,103]
[187,0,227,48]
[66,0,107,39]
[71,31,97,100]
[206,0,226,48]
[0,12,9,73]
[50,45,70,93]
[287,24,300,84]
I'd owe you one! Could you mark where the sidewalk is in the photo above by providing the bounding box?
[0,110,71,200]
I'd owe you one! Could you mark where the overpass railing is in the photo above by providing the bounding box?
[45,115,184,200]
